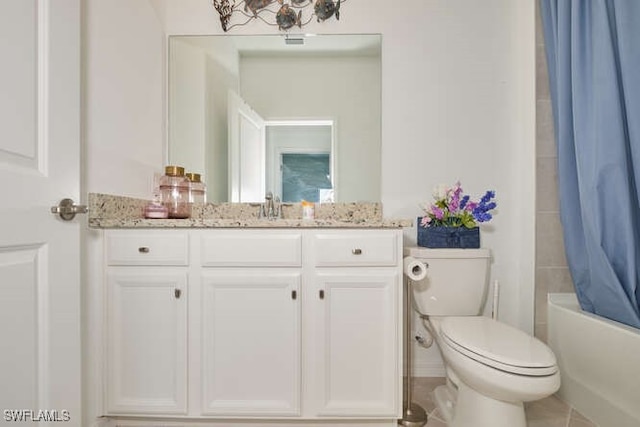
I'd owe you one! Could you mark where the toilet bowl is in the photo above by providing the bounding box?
[404,247,560,427]
[431,316,560,427]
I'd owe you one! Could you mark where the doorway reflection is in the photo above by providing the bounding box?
[266,121,335,202]
[281,153,333,203]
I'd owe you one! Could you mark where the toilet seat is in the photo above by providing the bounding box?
[440,317,558,376]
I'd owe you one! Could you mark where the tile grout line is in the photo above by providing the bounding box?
[565,407,573,427]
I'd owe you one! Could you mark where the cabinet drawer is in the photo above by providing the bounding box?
[106,231,189,266]
[201,232,302,267]
[312,232,398,267]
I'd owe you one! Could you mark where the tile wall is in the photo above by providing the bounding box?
[534,2,575,342]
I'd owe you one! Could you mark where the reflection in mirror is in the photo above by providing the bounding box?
[168,34,381,203]
[268,122,334,203]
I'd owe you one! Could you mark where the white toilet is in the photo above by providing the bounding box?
[405,247,560,427]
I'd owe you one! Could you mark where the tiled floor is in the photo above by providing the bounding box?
[408,377,598,427]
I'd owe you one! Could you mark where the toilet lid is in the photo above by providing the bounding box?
[440,317,558,376]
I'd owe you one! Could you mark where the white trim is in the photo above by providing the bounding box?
[37,0,49,176]
[266,119,334,127]
[37,244,50,412]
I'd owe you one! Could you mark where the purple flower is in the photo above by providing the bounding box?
[480,190,496,204]
[465,200,478,212]
[472,190,496,223]
[460,195,470,210]
[473,209,493,223]
[420,181,497,228]
[449,198,459,212]
[432,205,444,220]
[449,189,461,212]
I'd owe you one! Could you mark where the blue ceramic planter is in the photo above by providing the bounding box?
[417,218,480,248]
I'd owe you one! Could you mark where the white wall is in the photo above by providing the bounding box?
[84,0,535,379]
[84,0,165,198]
[83,2,166,426]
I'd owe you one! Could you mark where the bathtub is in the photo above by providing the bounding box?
[548,293,640,427]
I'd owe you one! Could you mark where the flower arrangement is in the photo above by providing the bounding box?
[420,181,497,229]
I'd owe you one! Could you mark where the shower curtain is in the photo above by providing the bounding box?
[540,0,640,328]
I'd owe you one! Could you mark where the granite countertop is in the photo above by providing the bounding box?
[88,193,412,229]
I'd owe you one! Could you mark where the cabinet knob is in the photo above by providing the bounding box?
[174,289,182,299]
[138,247,150,253]
[291,290,297,300]
[319,289,325,300]
[352,248,362,255]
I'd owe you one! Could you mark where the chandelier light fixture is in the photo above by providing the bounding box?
[211,0,346,32]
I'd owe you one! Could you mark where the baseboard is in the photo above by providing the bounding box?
[92,418,115,427]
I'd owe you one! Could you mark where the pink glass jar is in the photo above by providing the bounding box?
[159,166,191,219]
[186,172,206,204]
[144,194,169,219]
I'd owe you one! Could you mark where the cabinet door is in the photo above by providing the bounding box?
[201,270,301,416]
[311,269,400,417]
[106,269,187,414]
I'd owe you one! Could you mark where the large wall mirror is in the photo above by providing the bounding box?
[168,34,381,203]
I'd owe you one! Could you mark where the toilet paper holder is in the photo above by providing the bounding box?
[410,261,427,275]
[403,256,428,282]
[400,256,429,427]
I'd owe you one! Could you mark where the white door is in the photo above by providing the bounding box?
[227,90,265,202]
[201,270,301,416]
[0,0,81,424]
[106,270,188,415]
[311,269,399,417]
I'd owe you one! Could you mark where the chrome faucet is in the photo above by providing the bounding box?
[259,192,281,219]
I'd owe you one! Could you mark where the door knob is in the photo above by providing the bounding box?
[50,198,88,221]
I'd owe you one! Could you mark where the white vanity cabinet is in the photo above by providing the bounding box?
[307,231,401,417]
[198,231,303,416]
[101,228,402,425]
[104,231,189,415]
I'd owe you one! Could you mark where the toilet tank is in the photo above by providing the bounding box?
[404,247,491,316]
